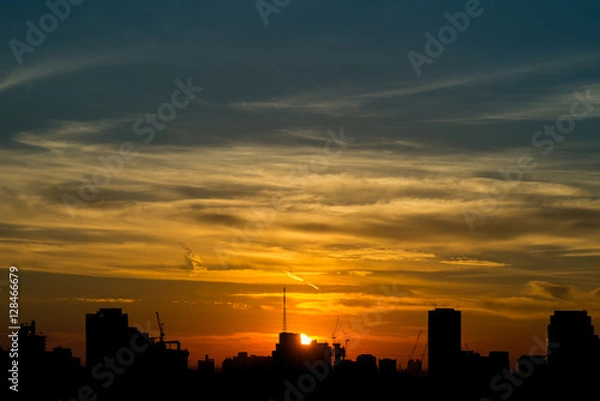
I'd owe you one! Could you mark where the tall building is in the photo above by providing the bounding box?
[271,286,332,373]
[428,308,461,380]
[272,332,331,373]
[547,310,598,372]
[85,308,130,368]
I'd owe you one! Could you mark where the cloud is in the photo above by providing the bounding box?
[182,245,208,271]
[319,246,437,262]
[440,258,509,268]
[214,301,250,310]
[0,54,125,95]
[428,83,600,124]
[349,270,373,277]
[592,288,600,299]
[1,115,598,294]
[229,52,600,120]
[229,77,471,117]
[56,297,140,303]
[528,281,574,300]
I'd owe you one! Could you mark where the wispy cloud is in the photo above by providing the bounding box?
[529,281,574,300]
[183,245,208,271]
[440,258,509,268]
[0,54,128,95]
[230,52,600,119]
[56,297,140,303]
[349,270,373,277]
[229,77,471,117]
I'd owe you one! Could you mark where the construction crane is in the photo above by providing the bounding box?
[156,311,165,343]
[331,317,337,342]
[155,311,183,351]
[331,316,350,346]
[332,316,350,348]
[409,329,422,362]
[406,329,424,375]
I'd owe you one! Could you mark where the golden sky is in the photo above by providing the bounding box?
[1,0,600,371]
[1,131,599,367]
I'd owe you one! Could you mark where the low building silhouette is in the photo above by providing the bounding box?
[222,351,272,374]
[197,354,215,375]
[378,358,397,376]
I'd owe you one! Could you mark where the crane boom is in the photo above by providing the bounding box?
[409,330,422,360]
[332,316,350,349]
[156,311,165,343]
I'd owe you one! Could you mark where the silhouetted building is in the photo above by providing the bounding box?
[83,308,193,400]
[272,332,331,374]
[152,338,190,373]
[482,350,510,382]
[378,358,397,376]
[272,332,301,371]
[8,321,82,399]
[517,354,547,376]
[332,342,346,367]
[428,308,461,381]
[85,308,130,368]
[407,358,423,376]
[456,349,510,396]
[356,353,378,375]
[547,310,597,372]
[18,321,46,356]
[198,354,215,375]
[222,351,272,374]
[459,349,483,384]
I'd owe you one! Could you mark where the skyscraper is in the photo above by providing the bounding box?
[547,310,597,372]
[428,308,461,380]
[85,308,130,368]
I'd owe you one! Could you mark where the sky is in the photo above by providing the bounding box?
[1,0,599,369]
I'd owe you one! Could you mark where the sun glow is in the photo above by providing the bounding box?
[300,333,312,345]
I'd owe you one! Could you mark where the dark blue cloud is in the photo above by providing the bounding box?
[0,0,599,152]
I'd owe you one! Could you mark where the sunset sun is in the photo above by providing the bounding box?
[300,333,312,345]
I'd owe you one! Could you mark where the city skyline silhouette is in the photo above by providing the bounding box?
[2,300,599,400]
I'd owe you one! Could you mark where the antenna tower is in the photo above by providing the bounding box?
[283,286,287,332]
